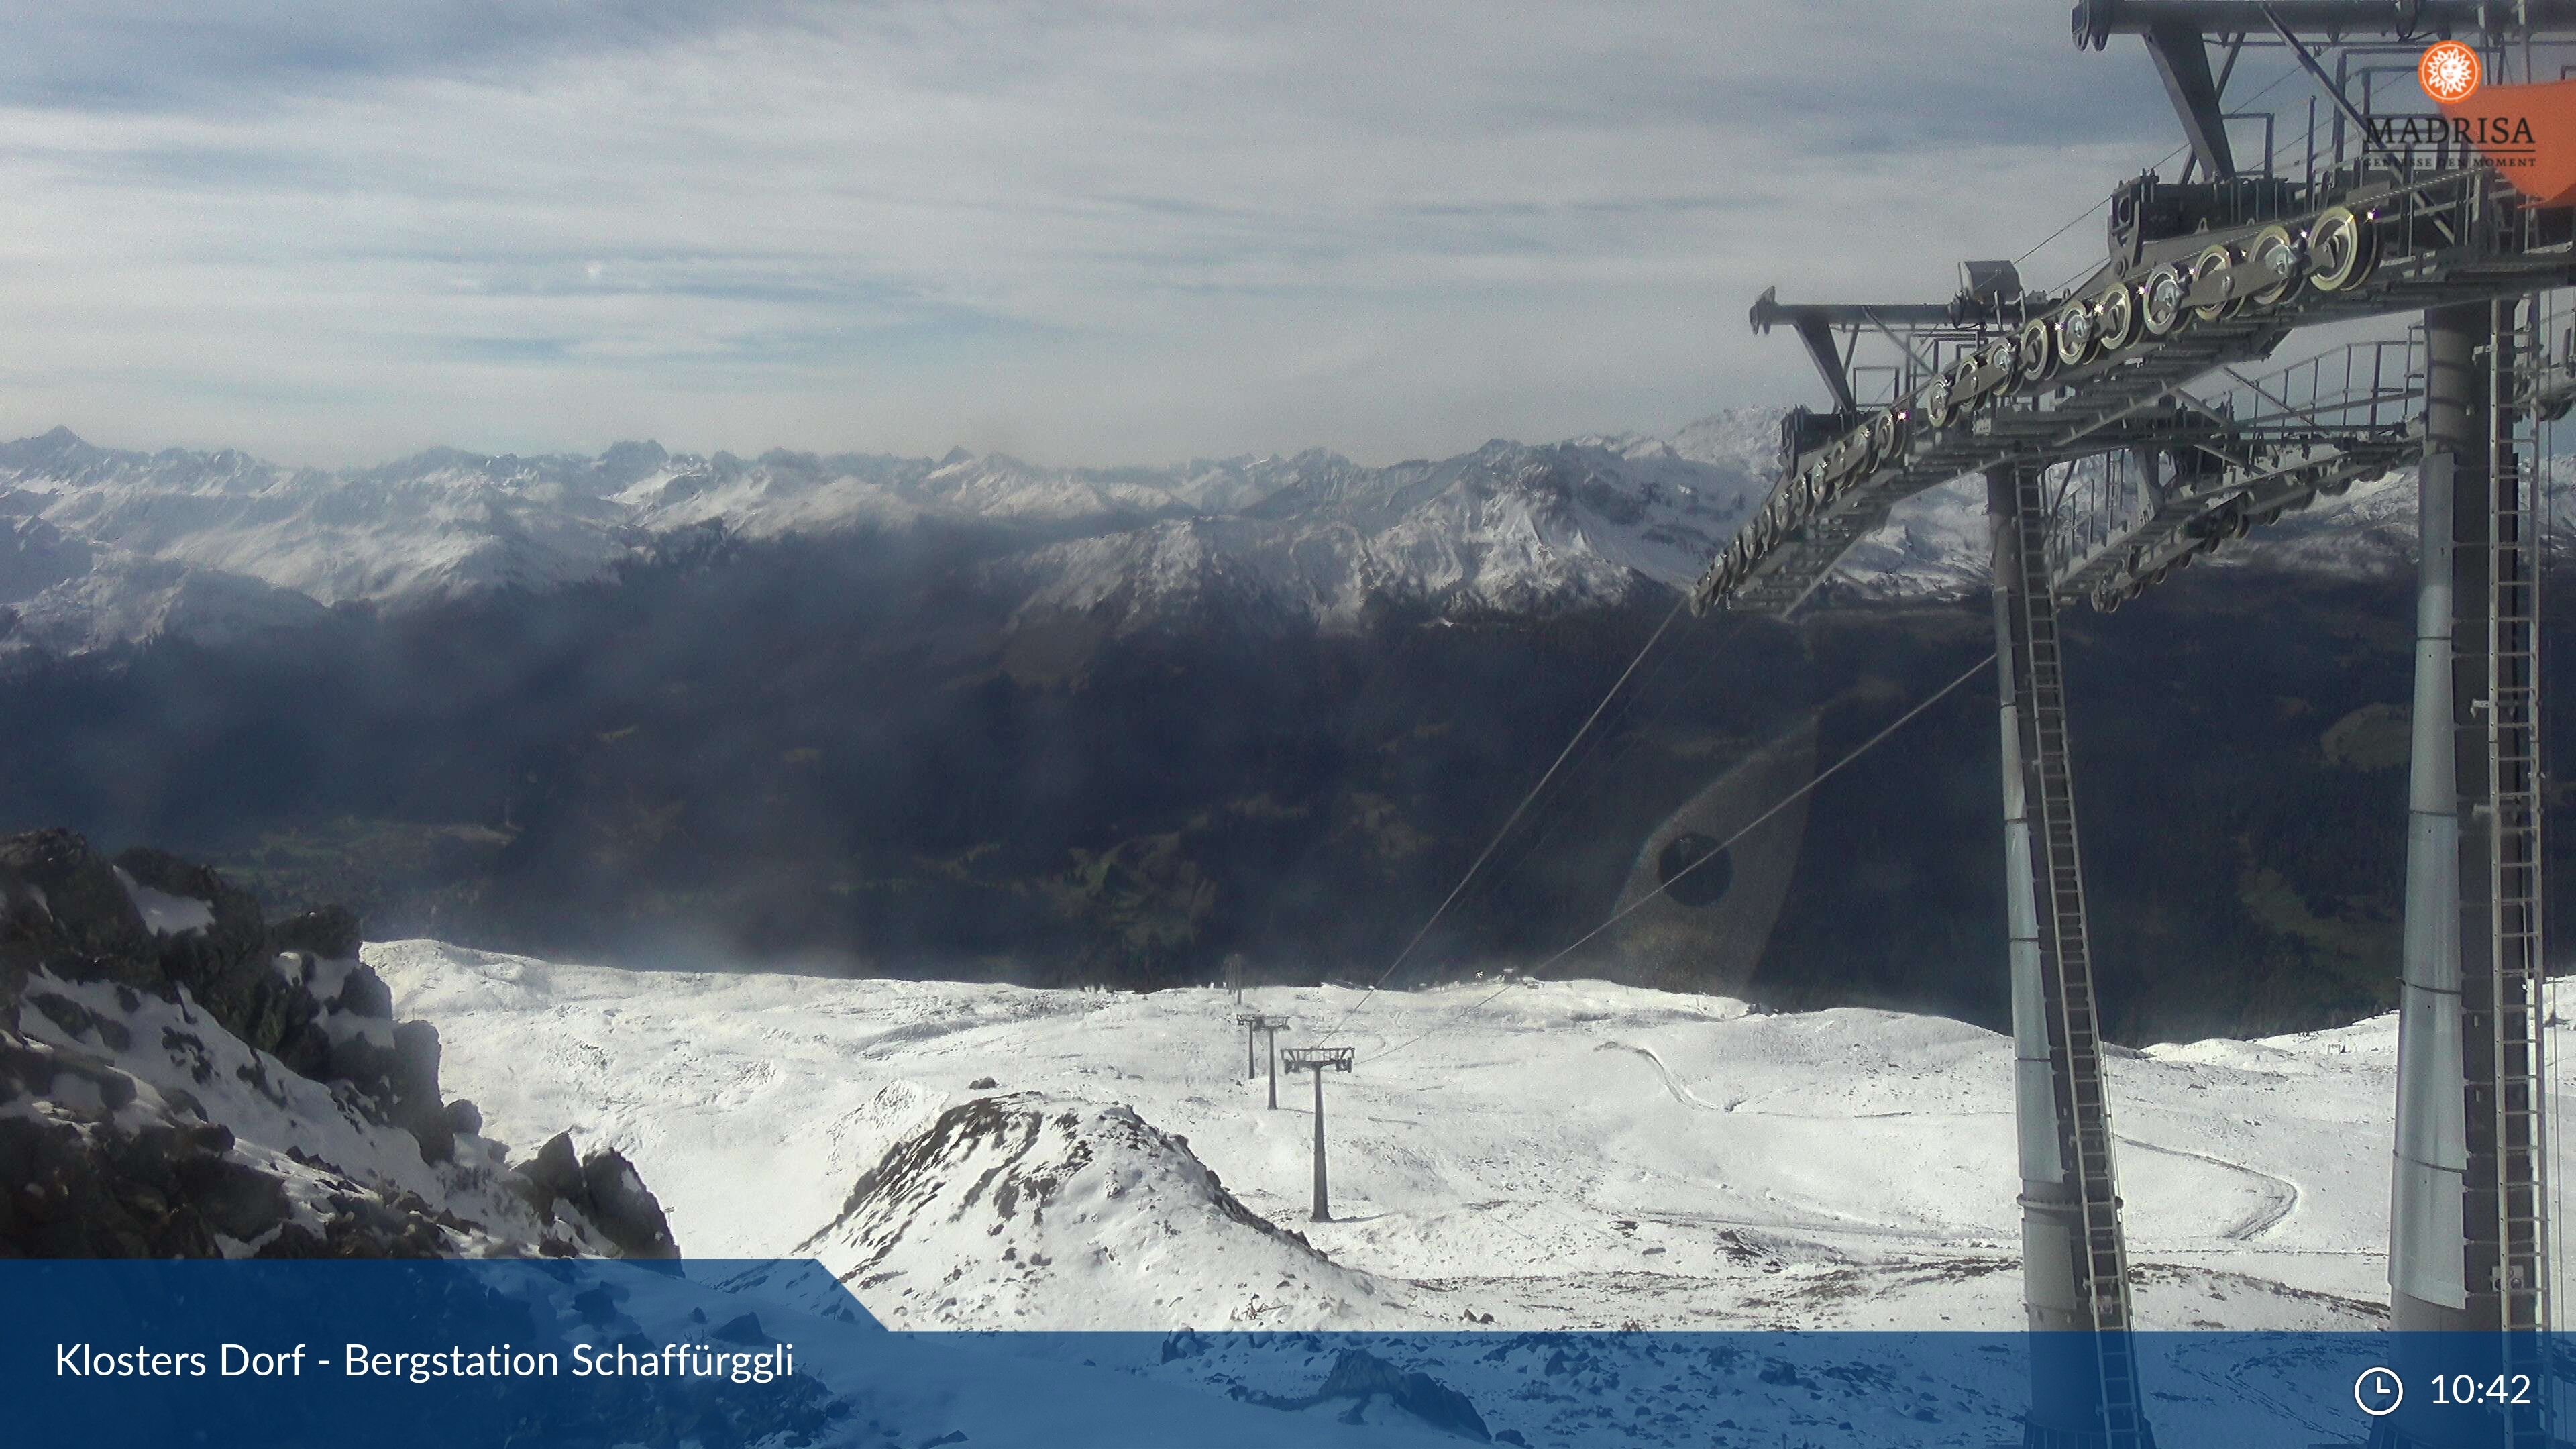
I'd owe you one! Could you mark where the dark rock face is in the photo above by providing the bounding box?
[115,845,267,1002]
[386,1020,452,1164]
[443,1098,482,1136]
[1230,1346,1491,1441]
[518,1132,680,1260]
[0,828,154,999]
[0,1032,281,1256]
[1316,1349,1489,1440]
[580,1148,680,1260]
[268,904,363,960]
[0,828,680,1262]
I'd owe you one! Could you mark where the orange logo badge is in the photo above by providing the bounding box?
[2421,40,2482,103]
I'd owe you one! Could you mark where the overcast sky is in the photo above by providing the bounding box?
[0,1,2255,466]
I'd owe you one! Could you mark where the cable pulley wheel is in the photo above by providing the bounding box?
[2245,225,2301,309]
[2093,284,2139,351]
[1870,407,1902,464]
[2306,207,2377,293]
[1922,376,1956,429]
[1847,424,1880,479]
[2138,264,2188,337]
[2053,300,2098,368]
[2188,245,2241,323]
[2017,318,2055,384]
[1947,355,1985,411]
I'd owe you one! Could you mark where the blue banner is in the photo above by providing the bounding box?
[4,1259,2563,1447]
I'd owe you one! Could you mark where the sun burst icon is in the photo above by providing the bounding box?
[2420,41,2481,104]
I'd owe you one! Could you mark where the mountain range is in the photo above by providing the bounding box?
[0,413,2434,654]
[0,414,2528,1043]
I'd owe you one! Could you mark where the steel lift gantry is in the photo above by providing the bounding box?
[1696,5,2576,1446]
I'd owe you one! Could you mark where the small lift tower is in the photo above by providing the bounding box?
[1282,1046,1355,1222]
[1240,1013,1293,1108]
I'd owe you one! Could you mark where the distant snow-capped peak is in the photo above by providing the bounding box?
[0,410,2449,653]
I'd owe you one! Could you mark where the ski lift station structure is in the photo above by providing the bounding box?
[1694,4,2576,1445]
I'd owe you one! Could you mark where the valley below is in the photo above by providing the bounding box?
[2,419,2556,1045]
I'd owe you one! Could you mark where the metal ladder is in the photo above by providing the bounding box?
[2006,466,2150,1449]
[2486,294,2552,1448]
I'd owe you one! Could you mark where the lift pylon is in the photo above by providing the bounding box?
[2377,296,2558,1448]
[1281,1046,1354,1222]
[1699,13,2573,1429]
[1239,1011,1290,1079]
[1990,464,2151,1449]
[1238,1014,1293,1108]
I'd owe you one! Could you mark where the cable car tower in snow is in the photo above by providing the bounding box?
[1697,4,2576,1444]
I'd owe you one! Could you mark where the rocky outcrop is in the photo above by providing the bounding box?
[0,828,154,994]
[1228,1347,1492,1440]
[794,1091,1390,1328]
[0,828,677,1260]
[517,1130,680,1260]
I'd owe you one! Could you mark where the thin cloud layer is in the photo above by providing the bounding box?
[0,1,2237,466]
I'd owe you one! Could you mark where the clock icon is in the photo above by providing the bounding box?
[2356,1366,2405,1417]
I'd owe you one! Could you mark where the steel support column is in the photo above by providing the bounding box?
[2380,299,2553,1448]
[1283,1046,1351,1222]
[2390,304,2488,1336]
[1989,465,2151,1449]
[1308,1065,1330,1222]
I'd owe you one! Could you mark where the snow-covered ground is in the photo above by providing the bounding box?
[370,942,2432,1335]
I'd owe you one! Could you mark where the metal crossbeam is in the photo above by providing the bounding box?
[1701,167,2576,620]
[2041,335,2430,608]
[2074,0,2576,46]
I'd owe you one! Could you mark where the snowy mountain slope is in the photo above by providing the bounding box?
[0,423,1768,646]
[0,405,2485,653]
[1008,435,1758,630]
[2,552,331,655]
[0,427,1263,629]
[1,429,645,608]
[370,941,2452,1335]
[14,963,588,1256]
[792,1091,1398,1328]
[1,832,678,1260]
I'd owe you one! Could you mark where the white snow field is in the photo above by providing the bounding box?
[371,941,2421,1335]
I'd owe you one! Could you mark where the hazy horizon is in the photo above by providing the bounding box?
[1,2,2221,469]
[0,402,1786,475]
